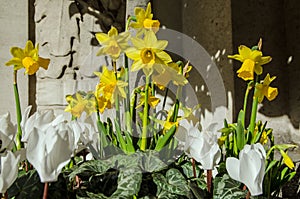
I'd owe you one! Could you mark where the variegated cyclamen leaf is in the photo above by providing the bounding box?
[153,168,189,197]
[86,192,108,199]
[139,150,167,172]
[111,168,142,198]
[213,174,247,199]
[69,160,110,180]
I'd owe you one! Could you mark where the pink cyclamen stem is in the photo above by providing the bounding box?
[207,170,212,193]
[4,191,8,199]
[246,190,251,199]
[43,182,49,199]
[243,185,251,199]
[192,158,197,178]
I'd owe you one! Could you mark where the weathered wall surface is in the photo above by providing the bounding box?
[0,1,28,122]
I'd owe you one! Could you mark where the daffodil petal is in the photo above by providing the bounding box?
[280,150,294,169]
[254,64,263,75]
[144,31,157,47]
[125,47,141,61]
[108,26,118,37]
[238,45,252,59]
[10,47,25,58]
[5,57,22,67]
[95,33,109,44]
[131,37,145,49]
[258,56,272,65]
[250,50,263,62]
[25,40,34,55]
[156,51,172,63]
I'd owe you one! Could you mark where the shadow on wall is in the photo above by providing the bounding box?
[232,0,300,129]
[69,0,126,40]
[154,0,300,129]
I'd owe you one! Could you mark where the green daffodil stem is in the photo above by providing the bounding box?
[112,61,121,127]
[13,71,23,150]
[124,55,132,134]
[243,81,254,121]
[249,96,258,134]
[125,16,136,31]
[249,74,260,136]
[43,182,49,199]
[141,75,150,151]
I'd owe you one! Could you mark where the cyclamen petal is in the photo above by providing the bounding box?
[0,112,16,151]
[0,151,21,193]
[26,125,75,183]
[24,110,78,183]
[226,143,266,196]
[179,119,221,170]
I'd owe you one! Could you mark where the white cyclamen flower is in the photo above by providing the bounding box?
[0,151,21,193]
[25,112,78,183]
[0,113,16,151]
[177,119,221,170]
[226,143,266,196]
[21,106,56,142]
[69,120,100,159]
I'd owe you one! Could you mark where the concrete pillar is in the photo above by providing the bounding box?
[0,1,28,123]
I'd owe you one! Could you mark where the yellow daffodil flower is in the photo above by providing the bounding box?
[228,45,272,81]
[65,91,96,118]
[152,62,188,87]
[96,26,130,61]
[6,40,50,75]
[96,95,112,114]
[130,2,160,33]
[253,126,270,145]
[126,31,172,76]
[254,74,278,103]
[136,89,160,109]
[279,150,295,169]
[94,66,128,112]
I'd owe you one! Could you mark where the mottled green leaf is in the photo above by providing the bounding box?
[69,160,110,180]
[8,170,43,199]
[153,168,189,197]
[213,174,246,199]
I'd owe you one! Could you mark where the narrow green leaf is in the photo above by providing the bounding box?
[154,125,176,151]
[114,119,127,153]
[236,110,245,151]
[124,130,135,153]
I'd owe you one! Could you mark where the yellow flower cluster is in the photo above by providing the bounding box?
[228,43,278,103]
[94,66,128,113]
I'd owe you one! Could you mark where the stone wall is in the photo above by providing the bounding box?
[0,0,28,123]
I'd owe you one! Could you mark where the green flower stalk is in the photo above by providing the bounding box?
[141,75,150,151]
[13,71,23,150]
